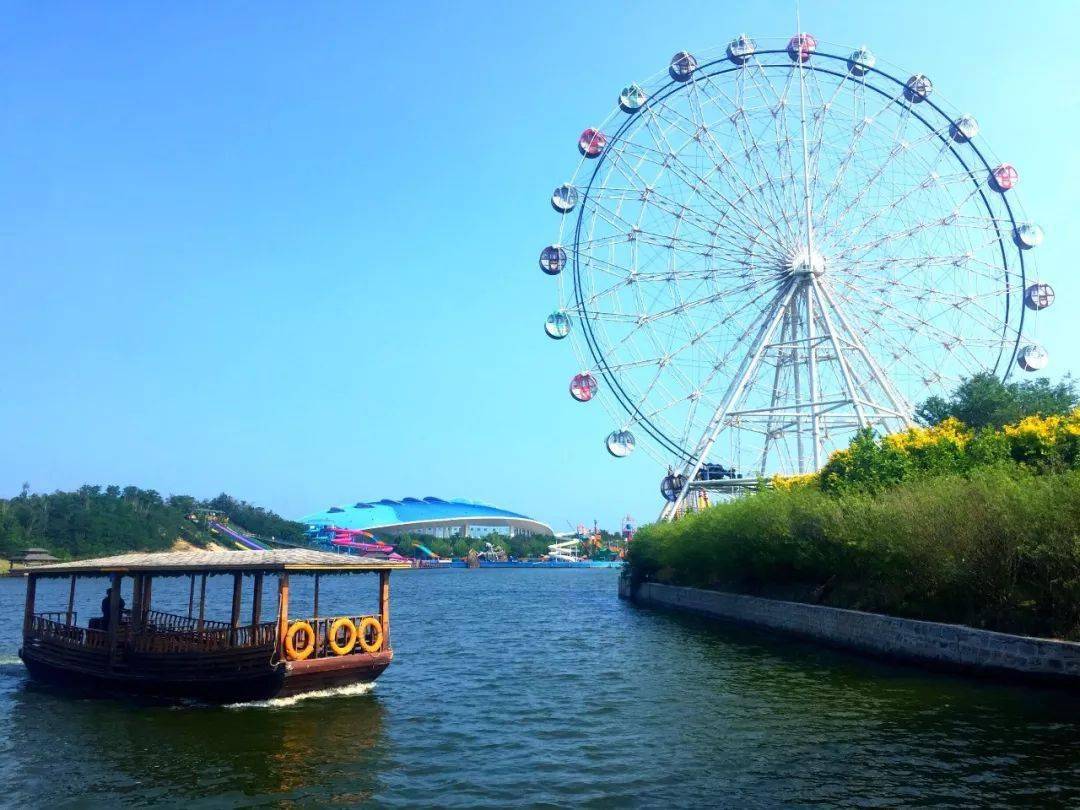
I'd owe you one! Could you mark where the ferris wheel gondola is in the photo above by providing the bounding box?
[539,35,1054,518]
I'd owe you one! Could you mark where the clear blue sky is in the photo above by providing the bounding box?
[1,2,1076,530]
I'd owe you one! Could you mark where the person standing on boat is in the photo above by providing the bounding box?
[100,587,125,630]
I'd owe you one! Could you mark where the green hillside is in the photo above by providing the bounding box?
[0,485,307,560]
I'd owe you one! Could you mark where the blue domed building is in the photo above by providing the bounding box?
[303,497,553,539]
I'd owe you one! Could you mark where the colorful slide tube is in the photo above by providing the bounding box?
[210,521,269,551]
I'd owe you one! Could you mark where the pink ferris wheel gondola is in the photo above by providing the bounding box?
[787,33,817,62]
[570,373,598,402]
[991,163,1019,192]
[578,128,608,158]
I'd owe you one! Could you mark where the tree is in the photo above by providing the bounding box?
[916,372,1078,430]
[0,485,306,558]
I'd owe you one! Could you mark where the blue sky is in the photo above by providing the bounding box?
[1,2,1076,530]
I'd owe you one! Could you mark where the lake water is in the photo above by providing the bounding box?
[1,568,1079,806]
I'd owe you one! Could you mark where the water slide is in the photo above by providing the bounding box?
[210,521,269,551]
[410,543,453,566]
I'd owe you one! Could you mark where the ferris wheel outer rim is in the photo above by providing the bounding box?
[563,45,1030,465]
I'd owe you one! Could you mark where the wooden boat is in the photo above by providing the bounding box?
[18,549,409,703]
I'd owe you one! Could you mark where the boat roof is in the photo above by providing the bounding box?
[28,549,410,577]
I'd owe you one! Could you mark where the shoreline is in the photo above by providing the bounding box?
[620,578,1080,688]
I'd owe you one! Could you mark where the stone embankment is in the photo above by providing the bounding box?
[620,579,1080,686]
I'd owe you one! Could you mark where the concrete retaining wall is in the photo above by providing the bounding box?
[619,578,1080,686]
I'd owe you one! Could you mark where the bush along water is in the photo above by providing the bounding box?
[629,405,1080,641]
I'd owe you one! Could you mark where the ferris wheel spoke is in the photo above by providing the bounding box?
[832,238,1010,296]
[602,142,737,229]
[573,217,739,261]
[839,247,1014,324]
[587,212,756,270]
[603,356,689,373]
[838,274,1006,354]
[839,270,1016,348]
[603,142,780,254]
[812,89,910,228]
[594,151,747,244]
[732,63,809,240]
[826,155,982,254]
[803,67,858,218]
[841,307,980,388]
[591,275,781,345]
[828,277,991,377]
[828,128,956,222]
[830,308,951,388]
[668,77,793,234]
[839,231,1017,285]
[822,127,945,240]
[581,199,746,272]
[622,363,686,435]
[598,282,787,418]
[647,88,797,246]
[830,214,970,262]
[698,69,802,245]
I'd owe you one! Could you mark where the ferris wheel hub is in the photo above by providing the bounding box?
[787,247,826,279]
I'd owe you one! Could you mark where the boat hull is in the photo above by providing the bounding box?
[279,651,392,696]
[19,644,392,704]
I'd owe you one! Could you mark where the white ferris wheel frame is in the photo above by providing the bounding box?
[544,38,1043,520]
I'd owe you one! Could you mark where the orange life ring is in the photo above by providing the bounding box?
[284,620,315,660]
[327,617,357,656]
[357,617,384,653]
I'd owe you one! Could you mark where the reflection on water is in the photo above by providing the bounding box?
[3,667,387,804]
[1,571,1079,806]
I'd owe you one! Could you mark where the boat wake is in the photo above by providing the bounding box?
[0,655,25,676]
[225,681,375,710]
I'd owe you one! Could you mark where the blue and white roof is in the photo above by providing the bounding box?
[302,497,553,536]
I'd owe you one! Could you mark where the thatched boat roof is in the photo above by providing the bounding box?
[28,549,410,577]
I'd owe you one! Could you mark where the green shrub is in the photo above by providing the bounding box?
[630,467,1080,640]
[630,377,1080,638]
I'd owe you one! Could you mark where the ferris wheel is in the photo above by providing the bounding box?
[540,34,1055,518]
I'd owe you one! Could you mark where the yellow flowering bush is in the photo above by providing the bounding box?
[882,417,971,453]
[1003,408,1080,468]
[771,472,819,491]
[818,410,1080,493]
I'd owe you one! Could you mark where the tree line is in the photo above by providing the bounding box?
[0,485,307,560]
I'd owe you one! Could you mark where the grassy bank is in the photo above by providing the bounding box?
[630,466,1080,640]
[630,394,1080,644]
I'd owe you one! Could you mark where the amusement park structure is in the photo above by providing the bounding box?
[540,34,1054,519]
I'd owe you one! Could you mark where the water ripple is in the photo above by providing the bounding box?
[0,570,1078,805]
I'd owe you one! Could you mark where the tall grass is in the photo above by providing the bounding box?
[629,466,1080,640]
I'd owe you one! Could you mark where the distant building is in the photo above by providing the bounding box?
[7,548,61,573]
[303,497,553,539]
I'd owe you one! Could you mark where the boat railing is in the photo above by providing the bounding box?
[127,620,278,654]
[35,611,74,624]
[302,614,386,658]
[28,614,109,650]
[143,609,230,632]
